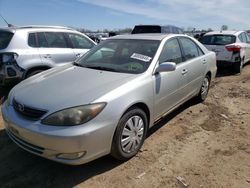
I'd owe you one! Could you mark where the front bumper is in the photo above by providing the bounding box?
[0,64,24,86]
[1,102,115,165]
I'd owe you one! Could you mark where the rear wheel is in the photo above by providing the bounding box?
[196,74,210,102]
[111,108,148,161]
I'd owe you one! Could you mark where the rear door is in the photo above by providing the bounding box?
[37,32,75,66]
[67,33,95,59]
[200,34,236,61]
[178,37,207,96]
[153,38,188,119]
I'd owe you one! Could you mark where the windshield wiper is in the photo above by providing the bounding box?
[84,65,120,72]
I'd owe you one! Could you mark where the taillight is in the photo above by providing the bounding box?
[1,53,18,64]
[225,45,241,52]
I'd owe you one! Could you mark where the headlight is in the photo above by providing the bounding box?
[42,103,106,126]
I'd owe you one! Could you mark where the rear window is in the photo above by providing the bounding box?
[0,31,14,49]
[132,26,161,34]
[200,35,236,45]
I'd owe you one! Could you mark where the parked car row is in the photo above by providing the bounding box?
[0,24,249,166]
[1,30,217,165]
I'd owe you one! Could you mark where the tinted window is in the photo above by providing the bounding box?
[180,38,200,61]
[77,39,160,74]
[37,32,48,47]
[132,26,161,34]
[242,33,248,43]
[28,33,38,47]
[44,32,67,48]
[159,39,182,64]
[68,33,94,49]
[200,35,236,45]
[0,31,13,49]
[239,34,244,42]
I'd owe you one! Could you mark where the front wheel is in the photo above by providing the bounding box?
[111,108,148,161]
[196,75,211,102]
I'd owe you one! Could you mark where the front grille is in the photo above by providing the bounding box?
[13,99,47,120]
[6,128,44,155]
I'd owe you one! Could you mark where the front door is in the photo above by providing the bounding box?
[153,38,188,119]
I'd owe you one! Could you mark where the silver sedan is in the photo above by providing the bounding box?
[1,34,217,165]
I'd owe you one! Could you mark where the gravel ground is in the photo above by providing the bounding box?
[0,65,250,188]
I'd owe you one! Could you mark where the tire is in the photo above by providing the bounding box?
[111,108,148,161]
[26,69,44,78]
[196,74,211,102]
[232,59,243,74]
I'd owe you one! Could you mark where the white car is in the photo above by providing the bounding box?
[200,31,250,73]
[0,25,96,85]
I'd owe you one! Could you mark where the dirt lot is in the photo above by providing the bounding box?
[0,65,250,188]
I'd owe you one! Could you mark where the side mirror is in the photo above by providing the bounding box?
[155,62,176,74]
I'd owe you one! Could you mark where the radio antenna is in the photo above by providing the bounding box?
[0,14,14,27]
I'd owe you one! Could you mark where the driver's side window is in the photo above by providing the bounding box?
[158,39,182,64]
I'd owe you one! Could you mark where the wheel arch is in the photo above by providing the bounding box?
[122,102,151,128]
[24,65,52,78]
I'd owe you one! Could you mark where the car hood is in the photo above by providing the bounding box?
[12,65,138,112]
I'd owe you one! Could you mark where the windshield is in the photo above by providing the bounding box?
[0,31,14,49]
[76,39,160,74]
[200,35,236,46]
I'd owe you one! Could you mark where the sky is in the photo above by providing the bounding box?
[0,0,249,31]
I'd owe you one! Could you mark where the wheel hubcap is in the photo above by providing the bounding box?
[121,116,144,153]
[201,77,209,98]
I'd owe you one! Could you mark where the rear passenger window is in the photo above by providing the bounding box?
[179,38,201,61]
[239,34,244,42]
[68,33,94,49]
[44,32,68,48]
[159,39,182,64]
[242,33,249,43]
[28,33,38,47]
[37,32,48,48]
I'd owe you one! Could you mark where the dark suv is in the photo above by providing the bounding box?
[131,25,183,34]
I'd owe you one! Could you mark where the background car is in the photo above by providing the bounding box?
[200,30,250,73]
[2,34,216,165]
[0,25,96,85]
[131,25,183,34]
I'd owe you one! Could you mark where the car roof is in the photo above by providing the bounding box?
[0,25,75,33]
[110,33,176,41]
[205,30,243,36]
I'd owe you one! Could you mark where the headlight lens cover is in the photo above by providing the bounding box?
[42,103,106,126]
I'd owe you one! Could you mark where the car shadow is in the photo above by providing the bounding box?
[0,129,122,187]
[0,98,200,187]
[216,61,250,77]
[147,98,199,137]
[0,85,14,104]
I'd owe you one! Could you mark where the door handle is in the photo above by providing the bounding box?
[181,69,188,75]
[76,53,81,58]
[202,59,207,64]
[44,54,51,58]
